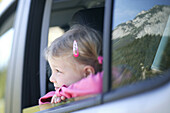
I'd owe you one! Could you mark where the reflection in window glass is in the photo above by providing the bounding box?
[112,0,170,89]
[0,28,14,113]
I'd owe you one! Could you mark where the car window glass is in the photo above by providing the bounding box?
[0,28,14,113]
[112,0,170,89]
[0,6,15,112]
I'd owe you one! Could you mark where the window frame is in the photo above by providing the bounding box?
[5,0,47,112]
[21,0,46,109]
[38,0,113,112]
[39,0,52,98]
[0,1,17,113]
[102,0,113,93]
[5,0,31,113]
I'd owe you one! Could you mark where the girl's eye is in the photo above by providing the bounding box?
[56,69,61,73]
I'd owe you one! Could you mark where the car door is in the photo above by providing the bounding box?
[4,0,170,113]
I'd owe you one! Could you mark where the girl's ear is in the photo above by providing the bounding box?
[83,65,95,77]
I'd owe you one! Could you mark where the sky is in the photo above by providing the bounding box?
[113,0,170,29]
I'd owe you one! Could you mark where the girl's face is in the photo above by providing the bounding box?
[48,56,85,90]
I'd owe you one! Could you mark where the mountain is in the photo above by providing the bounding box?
[112,5,170,40]
[111,5,170,79]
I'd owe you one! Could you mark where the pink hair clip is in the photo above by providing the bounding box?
[98,56,103,64]
[73,40,79,57]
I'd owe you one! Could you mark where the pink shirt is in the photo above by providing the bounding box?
[39,72,103,105]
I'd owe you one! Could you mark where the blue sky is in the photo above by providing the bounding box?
[113,0,170,29]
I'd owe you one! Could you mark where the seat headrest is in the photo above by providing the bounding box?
[70,7,104,34]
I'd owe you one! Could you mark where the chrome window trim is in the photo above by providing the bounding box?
[5,0,31,113]
[102,0,113,93]
[40,0,53,97]
[37,94,102,113]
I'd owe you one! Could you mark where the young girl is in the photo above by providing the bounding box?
[39,24,103,105]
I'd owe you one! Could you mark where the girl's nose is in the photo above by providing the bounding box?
[49,74,56,83]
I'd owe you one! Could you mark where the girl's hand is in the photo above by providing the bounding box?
[51,94,66,104]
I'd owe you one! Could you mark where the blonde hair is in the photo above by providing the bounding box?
[45,24,103,73]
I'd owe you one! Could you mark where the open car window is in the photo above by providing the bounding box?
[24,0,105,112]
[46,1,104,93]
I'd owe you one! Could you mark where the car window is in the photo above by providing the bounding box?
[46,0,105,93]
[23,0,105,112]
[112,0,170,89]
[0,18,15,113]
